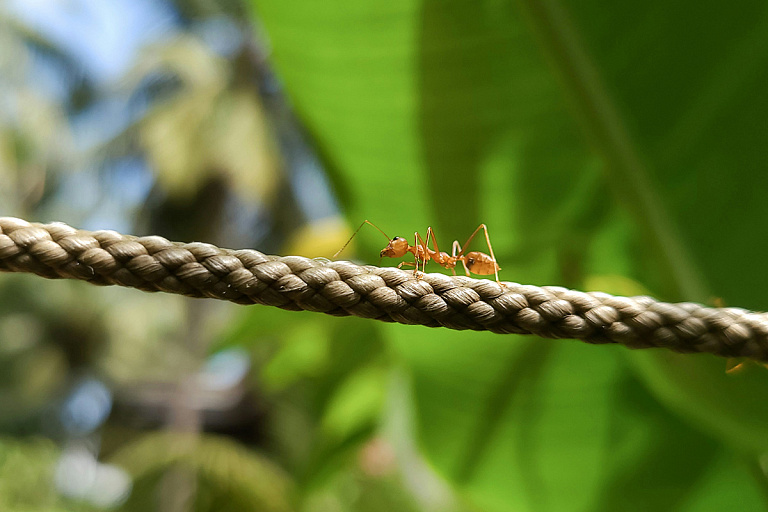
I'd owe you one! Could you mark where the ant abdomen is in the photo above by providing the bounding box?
[463,251,500,276]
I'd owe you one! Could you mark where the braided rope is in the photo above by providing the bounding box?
[1,217,767,362]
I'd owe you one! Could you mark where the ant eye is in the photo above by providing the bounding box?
[393,237,402,241]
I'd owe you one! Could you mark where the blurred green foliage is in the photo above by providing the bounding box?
[2,0,768,511]
[0,437,90,512]
[247,1,768,511]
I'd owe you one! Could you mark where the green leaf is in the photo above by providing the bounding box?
[321,364,387,441]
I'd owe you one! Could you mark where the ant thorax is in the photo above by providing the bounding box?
[414,245,429,259]
[437,252,455,269]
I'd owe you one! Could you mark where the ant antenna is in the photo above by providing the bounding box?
[333,220,391,259]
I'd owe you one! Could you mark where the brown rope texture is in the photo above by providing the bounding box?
[1,217,767,362]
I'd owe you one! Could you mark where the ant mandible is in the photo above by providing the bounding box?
[334,220,502,284]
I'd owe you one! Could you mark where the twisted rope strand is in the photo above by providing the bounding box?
[2,217,767,362]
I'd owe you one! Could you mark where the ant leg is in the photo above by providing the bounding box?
[457,224,501,284]
[413,232,422,275]
[414,230,429,274]
[428,229,457,276]
[423,226,453,274]
[422,228,441,274]
[451,239,460,258]
[479,224,501,284]
[453,240,471,277]
[426,227,442,254]
[482,225,502,284]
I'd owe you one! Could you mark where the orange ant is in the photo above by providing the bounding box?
[334,220,502,283]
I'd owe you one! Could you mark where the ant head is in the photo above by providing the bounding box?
[380,236,409,258]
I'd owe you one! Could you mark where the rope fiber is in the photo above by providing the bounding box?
[1,217,767,362]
